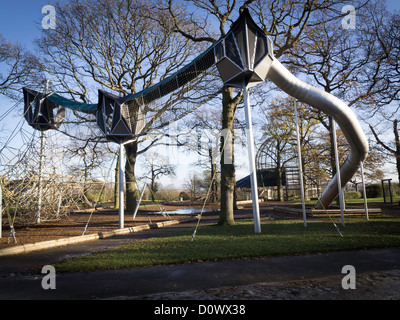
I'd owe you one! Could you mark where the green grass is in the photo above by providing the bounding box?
[55,215,400,273]
[345,196,400,204]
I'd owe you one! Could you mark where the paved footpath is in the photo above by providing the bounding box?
[0,214,399,300]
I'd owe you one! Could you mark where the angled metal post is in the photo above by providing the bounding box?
[360,161,369,220]
[243,85,261,234]
[332,117,345,226]
[133,183,146,220]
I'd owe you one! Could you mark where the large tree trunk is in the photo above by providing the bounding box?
[124,141,138,213]
[218,86,236,226]
[276,144,282,201]
[210,156,218,203]
[150,164,156,202]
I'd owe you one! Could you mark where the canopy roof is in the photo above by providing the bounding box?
[236,169,286,188]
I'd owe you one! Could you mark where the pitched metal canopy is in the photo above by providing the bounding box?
[96,90,145,144]
[23,87,65,132]
[214,9,274,88]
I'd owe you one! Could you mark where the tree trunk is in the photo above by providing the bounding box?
[83,165,89,200]
[276,168,282,201]
[150,164,156,202]
[207,146,218,203]
[276,142,282,201]
[218,86,236,226]
[124,141,138,213]
[394,119,400,183]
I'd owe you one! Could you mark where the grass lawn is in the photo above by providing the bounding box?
[55,215,400,273]
[345,196,400,204]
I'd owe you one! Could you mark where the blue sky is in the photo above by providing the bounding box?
[1,0,400,47]
[0,0,49,46]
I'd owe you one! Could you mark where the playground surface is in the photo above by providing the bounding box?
[1,200,398,250]
[0,203,205,249]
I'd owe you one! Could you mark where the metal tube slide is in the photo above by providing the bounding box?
[266,57,369,209]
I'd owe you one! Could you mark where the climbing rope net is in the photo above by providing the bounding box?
[0,37,223,233]
[0,105,116,228]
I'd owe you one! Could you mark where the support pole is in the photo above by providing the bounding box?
[36,129,46,224]
[294,99,307,227]
[133,183,146,220]
[56,188,63,219]
[381,180,387,203]
[36,80,49,224]
[388,179,393,204]
[332,117,345,226]
[243,86,261,234]
[119,143,125,229]
[360,161,369,220]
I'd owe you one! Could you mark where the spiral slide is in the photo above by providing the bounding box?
[266,58,369,209]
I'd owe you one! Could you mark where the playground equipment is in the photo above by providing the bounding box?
[23,87,66,132]
[381,179,394,204]
[18,9,368,233]
[266,57,369,209]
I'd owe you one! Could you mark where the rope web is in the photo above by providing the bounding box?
[0,93,118,241]
[1,128,114,226]
[0,41,223,236]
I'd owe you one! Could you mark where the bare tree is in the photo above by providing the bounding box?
[182,106,223,203]
[64,139,107,198]
[185,172,204,201]
[370,120,400,182]
[0,34,40,99]
[259,99,295,201]
[258,96,325,200]
[362,10,400,182]
[283,1,386,178]
[35,0,205,212]
[143,152,175,201]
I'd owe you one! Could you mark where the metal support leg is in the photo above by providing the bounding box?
[119,143,125,229]
[36,131,46,224]
[243,86,261,234]
[360,161,369,220]
[332,117,345,226]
